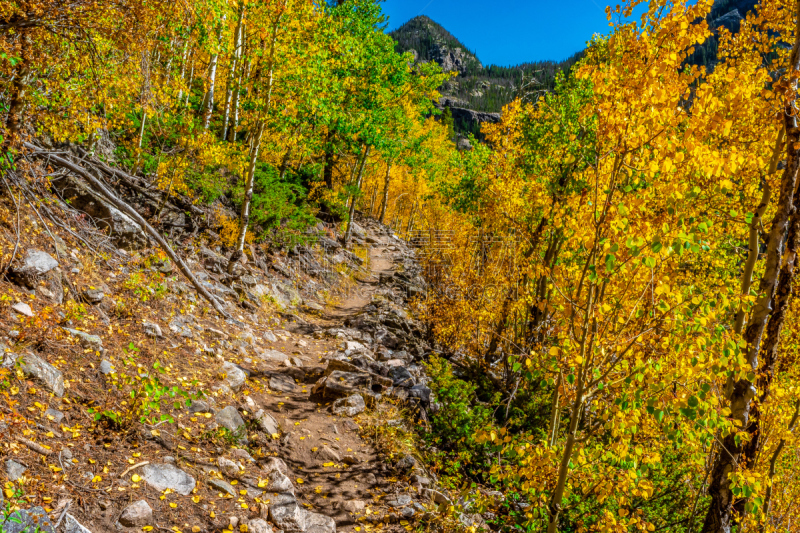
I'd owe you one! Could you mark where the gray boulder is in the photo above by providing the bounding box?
[44,408,64,424]
[62,328,103,353]
[140,463,196,495]
[389,366,414,387]
[11,302,33,318]
[188,400,212,414]
[269,374,297,393]
[119,500,152,527]
[312,371,371,399]
[10,250,63,304]
[215,406,247,442]
[99,359,114,375]
[6,459,26,481]
[342,500,366,513]
[305,512,336,533]
[255,409,280,436]
[316,446,340,463]
[63,513,93,533]
[332,394,366,417]
[262,469,294,493]
[221,361,246,392]
[217,457,243,477]
[208,478,237,497]
[19,352,64,397]
[269,498,306,532]
[0,507,55,533]
[143,322,163,338]
[385,494,413,508]
[83,289,104,304]
[248,519,273,533]
[260,349,289,363]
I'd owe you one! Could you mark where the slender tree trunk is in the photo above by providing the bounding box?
[548,373,562,447]
[223,3,245,139]
[378,160,392,223]
[733,129,784,337]
[369,185,378,216]
[202,53,219,129]
[184,57,195,107]
[177,42,190,103]
[202,18,225,130]
[229,4,283,267]
[228,58,246,142]
[406,199,417,236]
[344,145,370,246]
[547,286,593,533]
[760,401,800,532]
[322,132,337,189]
[232,121,265,261]
[702,4,800,530]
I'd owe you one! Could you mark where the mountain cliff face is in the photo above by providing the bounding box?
[390,0,752,136]
[687,0,758,66]
[390,16,483,77]
[389,16,580,135]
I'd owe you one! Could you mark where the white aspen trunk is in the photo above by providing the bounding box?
[234,120,265,253]
[223,3,245,139]
[202,52,219,129]
[228,59,246,142]
[184,58,195,107]
[344,145,370,246]
[177,41,190,102]
[378,160,392,223]
[230,4,283,265]
[202,17,225,130]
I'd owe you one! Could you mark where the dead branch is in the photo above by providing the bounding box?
[0,172,23,276]
[15,435,53,456]
[23,143,232,319]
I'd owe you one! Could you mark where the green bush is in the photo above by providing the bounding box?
[231,163,316,243]
[423,355,500,483]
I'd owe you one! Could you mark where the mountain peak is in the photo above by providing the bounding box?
[390,16,483,76]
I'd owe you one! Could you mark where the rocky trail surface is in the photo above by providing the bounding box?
[0,215,455,533]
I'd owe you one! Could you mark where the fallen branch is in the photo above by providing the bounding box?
[0,172,22,276]
[119,460,149,479]
[15,435,53,456]
[24,143,231,319]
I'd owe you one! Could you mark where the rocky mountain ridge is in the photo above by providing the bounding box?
[390,0,760,135]
[389,16,581,134]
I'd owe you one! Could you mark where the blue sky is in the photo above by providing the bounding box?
[380,0,615,66]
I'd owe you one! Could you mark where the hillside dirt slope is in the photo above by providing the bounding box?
[0,178,441,533]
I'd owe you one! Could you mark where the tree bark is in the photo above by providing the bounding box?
[229,4,283,264]
[733,129,784,337]
[322,133,337,189]
[231,121,265,261]
[344,145,370,246]
[547,286,593,533]
[702,3,800,529]
[378,160,392,223]
[223,3,245,139]
[228,58,246,142]
[202,18,225,130]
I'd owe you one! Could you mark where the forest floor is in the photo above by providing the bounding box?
[0,200,437,533]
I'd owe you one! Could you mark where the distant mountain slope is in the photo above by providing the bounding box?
[687,0,759,67]
[389,16,581,120]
